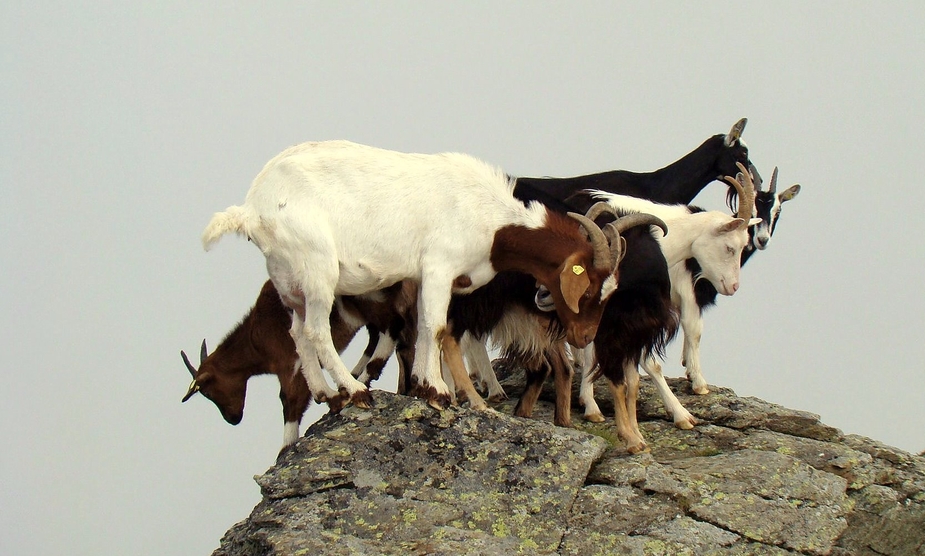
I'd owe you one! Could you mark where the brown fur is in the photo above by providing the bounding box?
[183,280,417,440]
[490,209,614,350]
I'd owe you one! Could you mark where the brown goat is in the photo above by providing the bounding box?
[181,280,416,451]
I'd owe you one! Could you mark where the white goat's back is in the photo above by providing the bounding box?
[204,141,547,295]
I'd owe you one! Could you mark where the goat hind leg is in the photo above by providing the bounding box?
[514,359,548,420]
[288,313,338,404]
[442,334,489,411]
[550,343,574,428]
[299,293,373,409]
[408,277,452,410]
[462,334,507,401]
[575,345,605,423]
[679,298,709,395]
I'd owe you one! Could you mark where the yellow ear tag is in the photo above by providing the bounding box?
[572,265,585,276]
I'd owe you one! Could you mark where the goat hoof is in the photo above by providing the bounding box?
[487,392,508,403]
[351,389,374,409]
[409,384,451,411]
[583,412,606,423]
[675,418,696,430]
[428,392,452,411]
[326,394,350,414]
[673,412,698,429]
[692,385,709,395]
[627,441,649,455]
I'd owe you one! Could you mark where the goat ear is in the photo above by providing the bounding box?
[779,184,801,202]
[748,217,762,227]
[724,118,747,146]
[717,218,747,233]
[559,263,591,314]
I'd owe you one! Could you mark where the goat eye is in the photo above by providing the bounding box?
[726,246,734,255]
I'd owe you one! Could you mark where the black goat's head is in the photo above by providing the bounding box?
[750,167,801,250]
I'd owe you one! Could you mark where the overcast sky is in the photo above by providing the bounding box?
[3,2,924,554]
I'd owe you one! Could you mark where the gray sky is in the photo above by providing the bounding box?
[3,2,923,554]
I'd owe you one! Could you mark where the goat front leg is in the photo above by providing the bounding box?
[279,360,312,451]
[462,333,507,401]
[355,330,395,386]
[408,277,452,410]
[678,293,709,394]
[575,345,605,423]
[349,325,378,379]
[608,378,648,454]
[640,355,697,429]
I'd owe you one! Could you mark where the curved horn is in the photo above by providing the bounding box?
[612,212,668,237]
[723,162,756,220]
[600,223,625,269]
[199,339,208,364]
[767,166,779,195]
[567,212,611,270]
[582,201,617,224]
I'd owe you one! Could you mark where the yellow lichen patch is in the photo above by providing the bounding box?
[491,518,509,537]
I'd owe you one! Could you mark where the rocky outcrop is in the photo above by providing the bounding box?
[213,369,925,555]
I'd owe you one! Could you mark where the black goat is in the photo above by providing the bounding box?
[514,118,758,206]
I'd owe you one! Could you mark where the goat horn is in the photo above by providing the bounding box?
[181,350,197,378]
[181,379,200,403]
[723,162,756,220]
[767,166,779,194]
[582,201,617,224]
[199,339,208,364]
[612,212,668,237]
[600,223,625,269]
[568,212,611,270]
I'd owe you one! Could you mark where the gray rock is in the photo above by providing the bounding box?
[212,370,925,555]
[215,391,607,555]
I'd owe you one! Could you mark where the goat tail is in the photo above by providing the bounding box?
[201,205,253,251]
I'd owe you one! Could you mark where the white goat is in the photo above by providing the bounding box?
[573,167,759,435]
[638,166,800,428]
[201,140,618,410]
